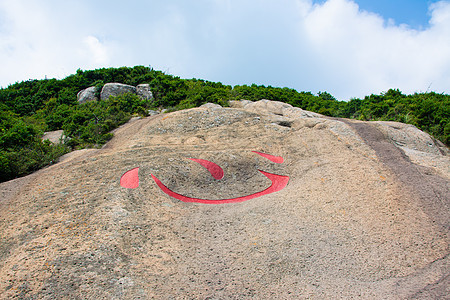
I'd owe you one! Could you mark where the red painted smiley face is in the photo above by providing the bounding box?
[120,151,289,204]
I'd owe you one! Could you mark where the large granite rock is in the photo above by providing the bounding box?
[136,84,153,100]
[1,100,448,299]
[100,83,137,101]
[77,86,99,104]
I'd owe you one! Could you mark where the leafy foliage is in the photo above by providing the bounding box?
[341,89,449,145]
[0,66,448,182]
[0,110,70,181]
[62,93,150,148]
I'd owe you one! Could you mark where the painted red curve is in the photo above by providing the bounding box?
[120,167,140,189]
[252,151,284,163]
[188,158,224,180]
[151,170,289,204]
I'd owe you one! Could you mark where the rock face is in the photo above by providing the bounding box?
[78,83,154,103]
[77,86,99,104]
[42,130,65,144]
[1,100,449,299]
[100,83,137,101]
[136,83,153,100]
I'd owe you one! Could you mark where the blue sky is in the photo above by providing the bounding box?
[355,0,433,28]
[0,0,449,100]
[321,0,434,28]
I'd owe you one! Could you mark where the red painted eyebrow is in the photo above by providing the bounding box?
[252,151,284,163]
[188,158,224,180]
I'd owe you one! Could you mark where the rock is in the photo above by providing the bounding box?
[372,121,450,178]
[373,121,446,156]
[282,106,324,119]
[1,100,449,299]
[136,84,153,100]
[147,110,159,116]
[79,83,154,103]
[241,99,292,115]
[231,99,324,119]
[42,130,65,144]
[200,103,222,109]
[229,99,253,108]
[100,83,136,100]
[77,86,99,104]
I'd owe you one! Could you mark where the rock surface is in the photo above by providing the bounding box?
[78,83,154,103]
[136,83,153,100]
[100,83,137,101]
[77,86,99,104]
[1,100,449,299]
[42,130,65,144]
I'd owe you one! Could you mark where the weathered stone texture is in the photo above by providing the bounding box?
[1,100,448,299]
[77,86,99,104]
[136,84,153,100]
[100,83,137,100]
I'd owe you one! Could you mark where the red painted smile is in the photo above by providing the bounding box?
[120,151,289,204]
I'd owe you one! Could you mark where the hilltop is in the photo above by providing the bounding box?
[1,66,449,182]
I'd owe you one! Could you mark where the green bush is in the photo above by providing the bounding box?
[0,131,70,182]
[61,93,152,148]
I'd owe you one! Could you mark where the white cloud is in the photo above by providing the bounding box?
[0,0,114,86]
[430,0,450,27]
[140,0,450,99]
[82,36,111,66]
[0,0,449,100]
[297,0,450,98]
[0,0,58,83]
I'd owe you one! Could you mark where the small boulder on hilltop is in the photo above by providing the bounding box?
[100,83,136,101]
[136,84,153,100]
[76,86,99,104]
[77,83,154,103]
[42,130,65,144]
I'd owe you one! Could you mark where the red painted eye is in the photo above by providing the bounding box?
[120,167,139,189]
[188,158,224,180]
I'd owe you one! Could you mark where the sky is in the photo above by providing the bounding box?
[0,0,449,101]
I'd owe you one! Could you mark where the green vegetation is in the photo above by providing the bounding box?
[341,89,449,146]
[0,109,69,181]
[1,66,448,182]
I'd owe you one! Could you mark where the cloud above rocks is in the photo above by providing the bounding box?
[82,36,111,66]
[0,0,449,100]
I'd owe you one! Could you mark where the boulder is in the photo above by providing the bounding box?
[100,83,136,100]
[200,102,222,109]
[136,84,153,100]
[79,83,153,102]
[77,86,99,104]
[42,130,65,144]
[3,100,448,299]
[229,99,253,108]
[372,121,448,156]
[147,110,159,116]
[241,99,292,115]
